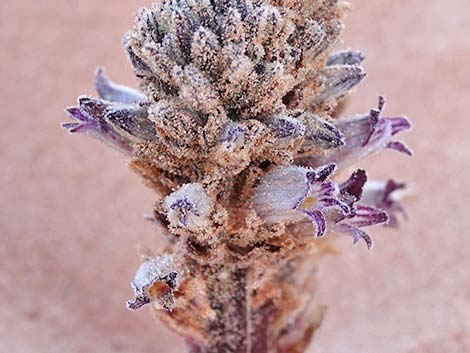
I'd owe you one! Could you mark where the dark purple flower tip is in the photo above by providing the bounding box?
[62,97,137,154]
[305,210,326,238]
[95,67,147,104]
[327,50,365,66]
[383,180,407,207]
[306,163,336,183]
[340,169,367,202]
[380,180,408,227]
[65,106,92,122]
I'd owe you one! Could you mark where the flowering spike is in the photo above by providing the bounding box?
[64,1,412,351]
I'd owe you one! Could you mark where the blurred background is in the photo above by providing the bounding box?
[1,0,469,352]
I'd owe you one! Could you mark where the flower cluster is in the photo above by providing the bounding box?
[63,1,412,352]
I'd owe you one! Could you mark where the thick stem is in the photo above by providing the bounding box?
[206,265,248,353]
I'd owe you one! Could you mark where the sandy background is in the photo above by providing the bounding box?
[1,0,469,352]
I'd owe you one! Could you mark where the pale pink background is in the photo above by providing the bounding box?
[1,1,469,352]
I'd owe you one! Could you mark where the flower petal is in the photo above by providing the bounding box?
[386,141,413,156]
[335,224,373,250]
[95,67,147,104]
[305,210,326,238]
[347,205,388,227]
[253,166,312,224]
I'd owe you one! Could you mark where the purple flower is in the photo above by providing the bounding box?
[361,179,407,228]
[253,164,350,237]
[95,67,147,104]
[301,96,412,169]
[330,169,389,249]
[164,183,213,232]
[333,206,388,249]
[62,94,155,154]
[62,97,133,154]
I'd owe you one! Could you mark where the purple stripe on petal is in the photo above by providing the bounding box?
[315,181,336,197]
[317,198,350,214]
[386,141,412,156]
[305,210,326,238]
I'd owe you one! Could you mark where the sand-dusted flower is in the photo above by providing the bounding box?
[164,183,213,232]
[127,254,179,311]
[253,164,349,237]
